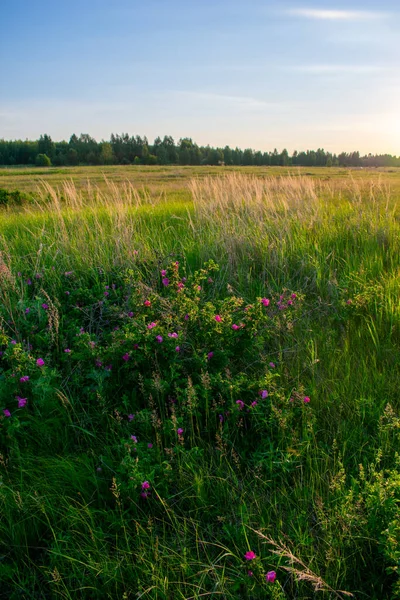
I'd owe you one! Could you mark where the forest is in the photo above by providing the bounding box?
[1,133,399,168]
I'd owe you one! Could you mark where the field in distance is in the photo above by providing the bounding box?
[2,163,400,197]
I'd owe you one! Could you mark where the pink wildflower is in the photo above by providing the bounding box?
[3,409,11,417]
[20,376,29,382]
[261,298,270,306]
[128,414,134,421]
[266,571,276,583]
[148,443,153,449]
[247,570,253,577]
[64,348,71,353]
[232,324,240,330]
[161,269,167,276]
[175,346,180,352]
[122,353,130,361]
[142,481,150,490]
[244,551,256,561]
[260,390,268,398]
[147,322,157,329]
[251,401,257,408]
[236,400,245,410]
[207,351,214,360]
[303,396,310,404]
[269,362,275,368]
[214,315,222,322]
[144,300,151,307]
[131,435,137,443]
[17,397,27,408]
[162,277,169,287]
[177,428,184,436]
[36,358,45,367]
[156,335,163,343]
[168,332,178,338]
[25,308,30,314]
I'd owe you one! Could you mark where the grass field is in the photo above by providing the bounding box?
[0,167,399,599]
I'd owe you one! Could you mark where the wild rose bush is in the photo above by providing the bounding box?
[1,258,399,598]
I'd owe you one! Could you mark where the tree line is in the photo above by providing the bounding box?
[0,133,399,168]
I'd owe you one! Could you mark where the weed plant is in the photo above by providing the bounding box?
[0,174,399,599]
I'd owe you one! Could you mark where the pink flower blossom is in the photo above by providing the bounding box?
[168,332,178,338]
[184,313,189,320]
[251,401,257,408]
[260,390,268,398]
[142,481,150,490]
[177,282,184,290]
[269,362,275,368]
[3,409,11,417]
[41,303,49,310]
[147,322,157,329]
[131,435,137,443]
[261,297,270,306]
[36,358,45,367]
[17,397,27,408]
[128,312,134,317]
[162,277,169,287]
[207,351,214,360]
[266,571,276,583]
[161,269,167,276]
[147,443,153,449]
[64,348,71,353]
[177,428,184,436]
[236,400,245,410]
[11,340,17,345]
[303,396,310,404]
[175,346,181,352]
[231,324,240,330]
[244,551,256,561]
[122,353,130,361]
[128,414,134,421]
[156,335,163,343]
[247,570,253,577]
[214,315,222,322]
[20,376,29,382]
[25,307,30,314]
[144,300,151,307]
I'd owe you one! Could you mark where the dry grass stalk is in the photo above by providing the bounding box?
[252,529,354,599]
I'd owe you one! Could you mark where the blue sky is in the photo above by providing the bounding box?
[1,0,399,153]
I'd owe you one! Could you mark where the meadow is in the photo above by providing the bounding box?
[0,166,399,599]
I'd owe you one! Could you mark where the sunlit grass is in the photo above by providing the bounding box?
[0,173,399,598]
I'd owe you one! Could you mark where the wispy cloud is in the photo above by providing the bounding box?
[171,91,283,112]
[286,8,388,21]
[290,64,389,74]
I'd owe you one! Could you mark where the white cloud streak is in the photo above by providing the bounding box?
[291,64,389,74]
[171,91,283,111]
[286,8,389,21]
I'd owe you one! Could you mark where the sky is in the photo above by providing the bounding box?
[1,0,400,154]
